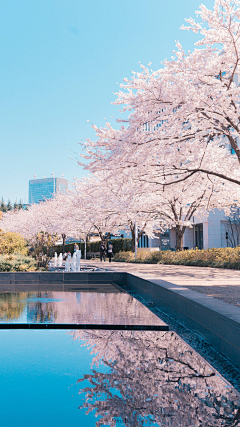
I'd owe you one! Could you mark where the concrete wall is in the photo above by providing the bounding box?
[183,227,194,249]
[170,229,176,249]
[149,233,160,248]
[0,271,127,288]
[125,273,240,371]
[207,209,227,249]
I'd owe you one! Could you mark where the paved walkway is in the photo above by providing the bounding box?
[82,260,240,308]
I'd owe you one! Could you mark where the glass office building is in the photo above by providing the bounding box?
[28,177,68,204]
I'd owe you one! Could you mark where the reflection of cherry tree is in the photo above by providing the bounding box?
[0,292,28,321]
[27,295,58,324]
[71,330,240,427]
[25,291,163,326]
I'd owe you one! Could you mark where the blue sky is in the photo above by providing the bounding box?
[0,0,214,203]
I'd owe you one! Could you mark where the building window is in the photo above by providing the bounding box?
[195,224,203,249]
[138,233,149,248]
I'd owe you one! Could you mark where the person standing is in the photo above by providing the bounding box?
[107,241,114,262]
[99,242,106,262]
[74,243,79,252]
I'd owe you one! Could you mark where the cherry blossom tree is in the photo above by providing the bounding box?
[2,167,237,252]
[1,201,69,266]
[67,172,165,251]
[79,0,240,226]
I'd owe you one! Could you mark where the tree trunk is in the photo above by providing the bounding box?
[130,224,146,253]
[131,228,135,252]
[175,227,184,251]
[98,231,111,249]
[127,221,136,252]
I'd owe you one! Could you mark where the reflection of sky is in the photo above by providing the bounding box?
[26,297,65,303]
[15,309,27,324]
[0,330,116,427]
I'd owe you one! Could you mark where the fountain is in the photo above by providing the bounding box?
[65,253,71,272]
[72,252,77,272]
[76,249,81,272]
[54,252,58,267]
[58,253,63,267]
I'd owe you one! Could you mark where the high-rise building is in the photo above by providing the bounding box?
[28,177,68,204]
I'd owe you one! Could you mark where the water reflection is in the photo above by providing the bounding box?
[72,330,240,426]
[0,291,165,326]
[0,292,28,321]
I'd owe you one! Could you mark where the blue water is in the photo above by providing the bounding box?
[0,329,239,427]
[0,330,112,427]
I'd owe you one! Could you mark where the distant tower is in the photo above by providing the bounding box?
[28,175,68,204]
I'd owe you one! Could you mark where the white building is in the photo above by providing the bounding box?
[134,207,240,252]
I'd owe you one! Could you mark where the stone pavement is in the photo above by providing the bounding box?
[82,259,240,308]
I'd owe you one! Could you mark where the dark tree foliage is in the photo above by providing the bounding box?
[0,198,23,212]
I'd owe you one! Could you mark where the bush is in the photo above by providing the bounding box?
[0,229,28,255]
[0,254,38,272]
[114,246,240,269]
[30,231,58,269]
[55,238,132,256]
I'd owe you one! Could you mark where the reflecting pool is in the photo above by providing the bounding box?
[0,289,166,327]
[0,285,239,426]
[0,329,239,426]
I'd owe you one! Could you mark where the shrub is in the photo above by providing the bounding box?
[0,254,38,272]
[0,229,28,255]
[114,246,240,269]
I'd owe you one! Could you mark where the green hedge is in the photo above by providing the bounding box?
[0,254,38,272]
[54,238,132,256]
[114,247,240,269]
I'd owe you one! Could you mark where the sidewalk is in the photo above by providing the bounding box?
[82,259,240,308]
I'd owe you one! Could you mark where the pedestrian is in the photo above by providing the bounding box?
[107,241,114,262]
[99,242,106,262]
[74,243,79,252]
